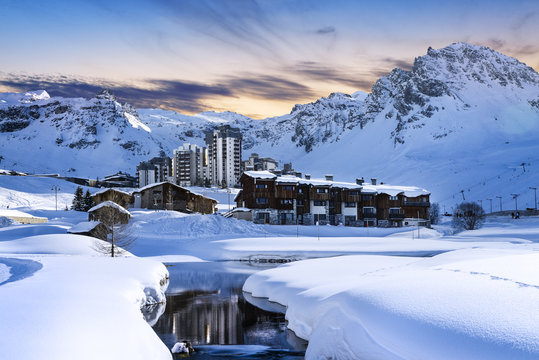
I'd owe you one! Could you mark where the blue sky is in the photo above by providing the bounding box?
[1,0,538,117]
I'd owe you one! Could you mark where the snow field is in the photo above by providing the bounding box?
[244,249,539,359]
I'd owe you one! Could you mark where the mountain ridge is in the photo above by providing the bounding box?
[1,42,538,208]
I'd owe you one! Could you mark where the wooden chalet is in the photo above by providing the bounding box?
[91,188,133,209]
[132,182,217,214]
[88,201,131,224]
[236,171,430,227]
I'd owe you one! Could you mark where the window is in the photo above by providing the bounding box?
[389,195,398,201]
[298,188,303,194]
[257,212,269,220]
[282,185,295,191]
[362,195,373,201]
[345,216,356,225]
[363,207,375,217]
[316,188,328,194]
[348,191,358,196]
[297,199,304,206]
[389,208,401,214]
[280,199,293,204]
[255,197,269,204]
[313,200,326,206]
[314,214,327,222]
[345,202,356,207]
[256,183,267,189]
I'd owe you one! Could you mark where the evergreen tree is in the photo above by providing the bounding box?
[83,190,95,211]
[72,186,84,211]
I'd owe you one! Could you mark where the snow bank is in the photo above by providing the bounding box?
[0,255,170,360]
[0,263,9,283]
[244,249,539,360]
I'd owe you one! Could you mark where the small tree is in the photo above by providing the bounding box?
[452,202,485,231]
[204,178,211,188]
[72,186,84,211]
[92,202,133,257]
[221,179,227,189]
[429,202,440,225]
[82,190,95,211]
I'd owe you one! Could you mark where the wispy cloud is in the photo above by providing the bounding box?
[316,26,336,35]
[0,72,316,113]
[285,61,374,90]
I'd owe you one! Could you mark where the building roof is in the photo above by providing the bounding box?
[241,171,430,196]
[88,201,131,215]
[91,187,135,197]
[133,181,218,203]
[68,221,102,233]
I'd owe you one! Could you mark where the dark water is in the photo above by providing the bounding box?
[151,261,306,359]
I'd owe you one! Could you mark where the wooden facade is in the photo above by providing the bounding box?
[237,172,430,227]
[133,182,217,214]
[92,188,133,209]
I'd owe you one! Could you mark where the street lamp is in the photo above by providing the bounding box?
[51,185,60,211]
[530,187,537,210]
[496,196,502,211]
[511,194,519,211]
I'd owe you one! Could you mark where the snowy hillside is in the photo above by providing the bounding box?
[1,43,538,209]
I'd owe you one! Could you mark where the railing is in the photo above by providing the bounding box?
[389,213,405,219]
[403,201,430,207]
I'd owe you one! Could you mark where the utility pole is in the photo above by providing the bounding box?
[487,198,493,213]
[478,199,483,210]
[496,196,502,211]
[51,185,60,211]
[417,210,420,239]
[530,187,537,210]
[511,194,519,211]
[227,188,231,212]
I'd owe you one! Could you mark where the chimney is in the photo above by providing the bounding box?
[371,178,377,185]
[305,174,311,180]
[325,174,334,181]
[356,178,364,185]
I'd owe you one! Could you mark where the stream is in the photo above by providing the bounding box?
[150,261,306,359]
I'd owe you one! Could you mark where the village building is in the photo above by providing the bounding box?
[91,188,133,209]
[100,172,138,188]
[88,201,131,224]
[206,125,242,187]
[133,182,217,214]
[172,143,208,187]
[68,221,109,240]
[137,153,173,187]
[235,171,430,227]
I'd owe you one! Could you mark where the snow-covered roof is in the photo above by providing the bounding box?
[243,171,276,180]
[230,207,251,213]
[88,201,131,215]
[362,184,430,197]
[91,187,134,197]
[0,209,38,218]
[133,181,190,193]
[133,181,218,202]
[68,221,101,233]
[242,171,429,195]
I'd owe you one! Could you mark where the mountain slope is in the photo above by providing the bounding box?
[1,43,538,209]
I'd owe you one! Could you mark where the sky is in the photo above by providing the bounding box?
[1,0,538,118]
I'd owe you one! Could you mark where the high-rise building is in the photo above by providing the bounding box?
[172,143,207,186]
[137,152,172,187]
[206,125,242,187]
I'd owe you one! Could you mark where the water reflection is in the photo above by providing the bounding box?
[152,261,306,359]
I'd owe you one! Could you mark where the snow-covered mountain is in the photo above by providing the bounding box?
[1,43,538,209]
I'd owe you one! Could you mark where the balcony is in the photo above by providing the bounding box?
[389,213,405,219]
[403,201,430,207]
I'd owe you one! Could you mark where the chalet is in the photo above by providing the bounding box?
[68,221,109,240]
[91,188,133,209]
[132,182,217,214]
[236,171,430,227]
[88,201,131,224]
